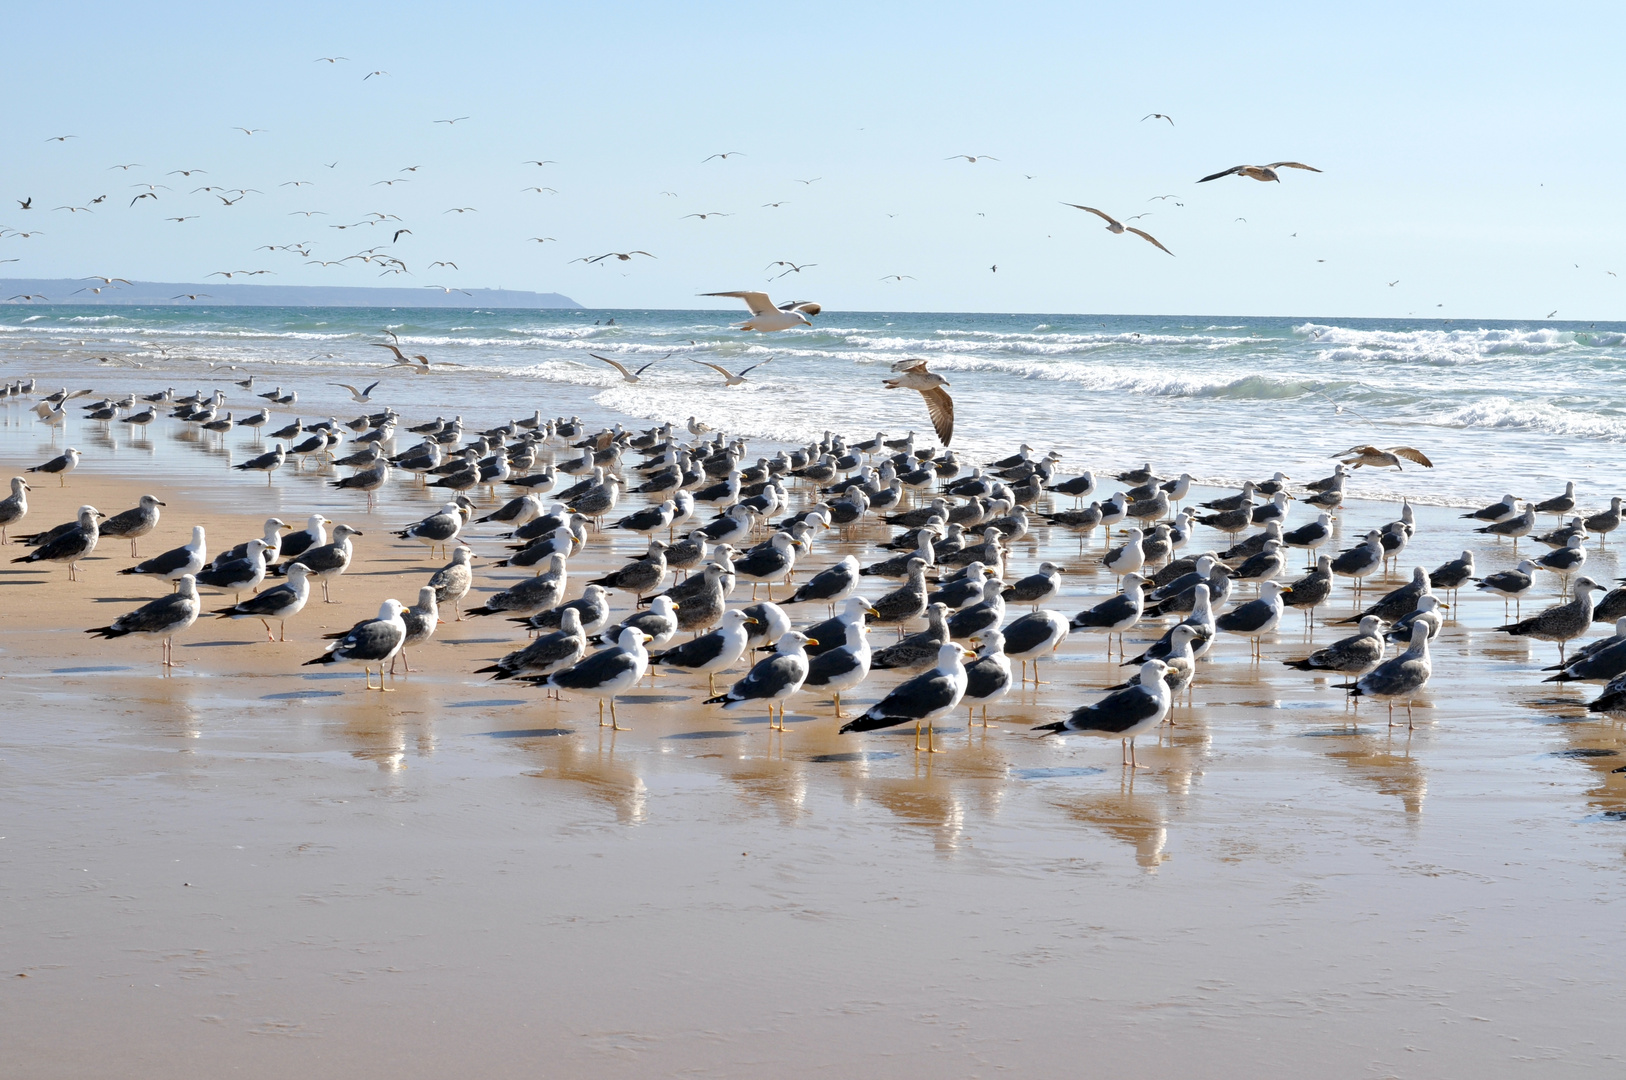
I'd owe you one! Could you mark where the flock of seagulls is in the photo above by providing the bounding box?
[7,367,1626,771]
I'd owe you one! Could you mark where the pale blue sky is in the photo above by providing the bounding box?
[3,1,1623,318]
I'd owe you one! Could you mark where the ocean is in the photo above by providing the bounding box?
[4,305,1624,508]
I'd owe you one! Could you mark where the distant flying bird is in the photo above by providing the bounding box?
[17,197,32,210]
[315,56,349,63]
[331,380,381,402]
[590,353,671,383]
[527,237,556,244]
[371,342,438,372]
[700,291,821,332]
[1198,161,1322,183]
[281,180,313,187]
[574,251,655,264]
[168,169,206,176]
[443,207,477,214]
[1388,280,1400,286]
[171,294,210,300]
[682,211,733,220]
[363,71,388,80]
[234,127,267,135]
[766,261,815,279]
[435,117,470,125]
[793,178,821,185]
[425,286,472,295]
[85,276,132,285]
[946,154,998,163]
[1141,113,1174,125]
[523,160,557,166]
[1062,204,1173,256]
[46,135,77,142]
[1149,195,1180,202]
[392,229,411,243]
[521,187,558,194]
[690,356,771,386]
[428,261,458,269]
[880,274,915,282]
[1548,310,1559,318]
[130,193,158,206]
[884,359,954,446]
[703,152,745,161]
[109,163,142,171]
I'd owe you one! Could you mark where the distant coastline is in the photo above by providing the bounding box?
[0,278,581,309]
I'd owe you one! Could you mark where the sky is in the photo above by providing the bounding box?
[2,1,1624,319]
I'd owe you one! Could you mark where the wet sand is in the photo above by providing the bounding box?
[6,391,1626,1076]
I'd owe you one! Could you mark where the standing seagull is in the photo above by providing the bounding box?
[11,505,101,579]
[0,477,30,543]
[302,599,408,691]
[703,630,816,730]
[1498,577,1605,665]
[1033,660,1173,769]
[87,573,201,668]
[840,642,973,753]
[802,604,878,718]
[882,359,954,446]
[546,628,652,729]
[1062,204,1174,255]
[118,525,206,588]
[213,562,313,641]
[1339,620,1433,728]
[97,494,165,557]
[26,447,80,487]
[1197,161,1323,183]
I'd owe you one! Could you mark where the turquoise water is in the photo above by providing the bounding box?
[4,305,1625,505]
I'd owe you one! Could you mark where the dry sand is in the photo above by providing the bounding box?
[5,401,1626,1077]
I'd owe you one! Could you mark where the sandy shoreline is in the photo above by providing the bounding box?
[6,406,1626,1074]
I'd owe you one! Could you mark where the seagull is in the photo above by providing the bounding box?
[435,117,470,125]
[766,261,815,279]
[879,275,916,282]
[700,291,821,332]
[1335,445,1433,470]
[1141,113,1174,125]
[330,380,381,403]
[1062,204,1174,255]
[1198,162,1323,183]
[589,352,671,383]
[702,151,745,161]
[574,251,655,264]
[689,357,771,386]
[946,154,998,163]
[883,359,954,446]
[682,211,732,220]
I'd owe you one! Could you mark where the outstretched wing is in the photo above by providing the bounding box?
[780,300,821,316]
[689,359,735,381]
[589,353,634,379]
[919,386,954,446]
[702,290,775,316]
[1385,446,1433,467]
[1062,203,1119,227]
[1334,444,1382,458]
[369,342,408,362]
[1197,166,1245,183]
[634,351,674,377]
[737,357,773,377]
[1126,227,1174,256]
[1268,161,1322,172]
[890,358,930,374]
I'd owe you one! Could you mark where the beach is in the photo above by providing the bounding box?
[6,340,1626,1077]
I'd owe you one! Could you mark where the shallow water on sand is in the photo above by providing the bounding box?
[4,350,1626,1076]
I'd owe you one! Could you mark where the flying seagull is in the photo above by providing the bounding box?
[884,359,954,446]
[1198,162,1322,183]
[1062,204,1173,256]
[1141,113,1174,125]
[590,352,672,384]
[331,380,381,403]
[700,291,821,332]
[690,357,771,386]
[1335,445,1434,471]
